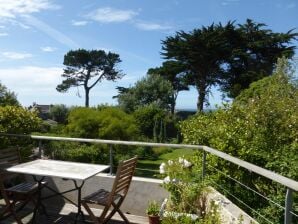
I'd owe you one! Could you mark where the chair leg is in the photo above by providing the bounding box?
[82,202,100,224]
[9,204,23,224]
[98,204,112,224]
[102,200,130,224]
[116,208,130,224]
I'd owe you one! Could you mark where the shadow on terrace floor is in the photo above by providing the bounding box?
[0,202,148,224]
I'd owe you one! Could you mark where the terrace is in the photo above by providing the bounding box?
[1,133,298,224]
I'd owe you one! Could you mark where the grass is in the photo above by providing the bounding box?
[135,148,195,178]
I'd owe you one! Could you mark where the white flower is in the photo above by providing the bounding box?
[163,176,171,184]
[172,178,178,183]
[178,157,184,164]
[178,157,192,168]
[168,160,173,166]
[159,163,166,174]
[183,160,192,168]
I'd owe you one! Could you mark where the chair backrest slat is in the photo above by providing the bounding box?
[0,147,21,181]
[108,157,137,204]
[0,147,20,167]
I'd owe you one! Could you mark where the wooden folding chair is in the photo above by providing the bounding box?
[0,147,40,224]
[82,156,138,224]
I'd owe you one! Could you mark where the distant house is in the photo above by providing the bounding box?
[28,103,52,120]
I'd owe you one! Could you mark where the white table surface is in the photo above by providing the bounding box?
[7,159,109,181]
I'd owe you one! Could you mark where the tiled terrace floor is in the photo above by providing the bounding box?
[0,202,149,224]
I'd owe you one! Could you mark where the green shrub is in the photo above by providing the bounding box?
[180,58,298,223]
[133,104,179,142]
[0,106,41,158]
[66,106,139,140]
[46,141,109,164]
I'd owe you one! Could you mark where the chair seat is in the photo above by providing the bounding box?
[82,189,122,205]
[6,182,38,195]
[6,181,46,194]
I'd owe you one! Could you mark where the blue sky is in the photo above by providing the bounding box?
[0,0,297,109]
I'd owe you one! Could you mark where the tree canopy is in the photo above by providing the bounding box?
[221,19,297,98]
[161,19,297,111]
[56,49,123,107]
[148,61,189,114]
[0,82,19,106]
[162,23,231,112]
[116,74,174,113]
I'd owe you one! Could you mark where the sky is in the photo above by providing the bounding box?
[0,0,297,109]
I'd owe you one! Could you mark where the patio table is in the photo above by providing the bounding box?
[7,159,109,223]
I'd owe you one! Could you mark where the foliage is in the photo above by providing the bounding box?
[56,49,123,107]
[116,74,174,113]
[161,23,231,112]
[148,61,189,114]
[180,58,298,223]
[0,106,41,135]
[61,106,140,164]
[65,106,139,140]
[0,82,19,106]
[0,106,41,156]
[49,104,69,124]
[220,19,297,98]
[45,141,109,164]
[161,20,297,111]
[133,104,178,142]
[146,200,160,216]
[159,156,221,223]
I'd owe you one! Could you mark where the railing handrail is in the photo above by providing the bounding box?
[1,133,298,191]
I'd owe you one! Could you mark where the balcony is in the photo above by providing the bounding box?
[1,134,298,224]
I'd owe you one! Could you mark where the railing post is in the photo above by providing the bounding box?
[109,144,113,175]
[284,188,293,224]
[202,151,206,179]
[38,140,43,159]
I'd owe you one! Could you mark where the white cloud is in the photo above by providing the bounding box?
[71,20,88,26]
[0,66,122,106]
[0,32,8,36]
[41,46,56,52]
[87,7,137,23]
[0,66,66,105]
[0,25,5,28]
[135,21,172,31]
[1,51,32,59]
[0,66,62,96]
[0,0,58,18]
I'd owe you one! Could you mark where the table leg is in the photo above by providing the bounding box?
[31,176,45,223]
[73,180,85,224]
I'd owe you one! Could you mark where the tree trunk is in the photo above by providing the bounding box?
[196,83,206,112]
[85,88,90,107]
[170,93,176,115]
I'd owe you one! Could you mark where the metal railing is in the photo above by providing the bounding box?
[1,133,297,223]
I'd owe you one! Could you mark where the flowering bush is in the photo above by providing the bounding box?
[159,156,213,220]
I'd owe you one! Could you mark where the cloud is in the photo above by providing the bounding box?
[0,66,122,106]
[1,51,32,59]
[87,7,138,23]
[71,20,88,26]
[0,32,8,36]
[22,15,79,49]
[0,66,65,105]
[41,46,56,52]
[0,66,61,87]
[135,21,172,31]
[0,0,58,18]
